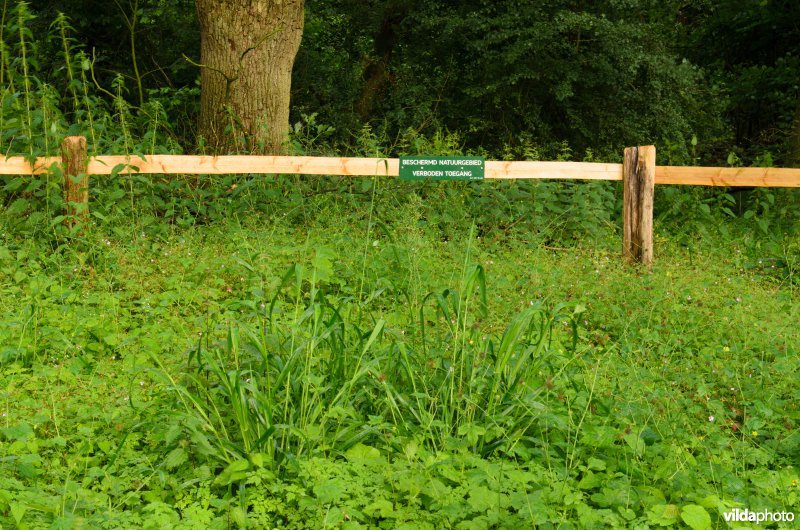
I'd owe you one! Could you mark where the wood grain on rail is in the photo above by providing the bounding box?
[485,161,623,180]
[3,155,800,186]
[86,155,400,176]
[656,166,800,187]
[0,156,60,174]
[1,155,624,180]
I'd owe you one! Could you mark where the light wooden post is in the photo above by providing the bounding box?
[61,136,89,223]
[623,145,655,266]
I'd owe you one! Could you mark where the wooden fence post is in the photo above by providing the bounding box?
[623,145,655,267]
[61,136,89,223]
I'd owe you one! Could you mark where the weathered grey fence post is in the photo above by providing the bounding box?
[61,136,89,224]
[623,145,655,267]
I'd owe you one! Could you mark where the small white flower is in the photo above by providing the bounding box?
[140,381,145,386]
[708,415,715,422]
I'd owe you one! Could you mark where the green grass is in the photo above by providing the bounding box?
[0,5,798,527]
[0,207,798,529]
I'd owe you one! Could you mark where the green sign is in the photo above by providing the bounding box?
[399,156,485,181]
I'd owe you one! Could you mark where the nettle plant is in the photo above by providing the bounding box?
[0,4,201,237]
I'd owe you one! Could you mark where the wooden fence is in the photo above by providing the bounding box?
[3,136,800,266]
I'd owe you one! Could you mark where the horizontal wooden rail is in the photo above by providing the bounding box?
[8,138,800,267]
[655,166,800,187]
[0,155,623,181]
[485,161,622,180]
[2,154,799,187]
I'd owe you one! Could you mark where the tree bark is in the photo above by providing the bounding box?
[62,136,89,223]
[356,2,407,120]
[623,145,655,267]
[195,0,304,154]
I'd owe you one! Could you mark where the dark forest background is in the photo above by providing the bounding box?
[21,0,800,165]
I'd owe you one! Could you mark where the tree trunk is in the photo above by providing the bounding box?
[356,2,407,120]
[195,0,304,154]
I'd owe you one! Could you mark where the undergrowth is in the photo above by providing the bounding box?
[0,6,799,530]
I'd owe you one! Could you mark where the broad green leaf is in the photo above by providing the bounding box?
[624,433,645,456]
[364,498,394,518]
[163,447,187,470]
[10,502,27,524]
[313,478,346,504]
[647,504,679,526]
[345,443,381,462]
[681,505,711,530]
[249,452,272,468]
[587,457,606,471]
[215,459,250,486]
[578,470,601,490]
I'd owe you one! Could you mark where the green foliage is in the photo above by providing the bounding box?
[146,253,582,470]
[680,0,800,165]
[17,0,800,166]
[2,217,799,527]
[1,4,800,527]
[296,0,728,160]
